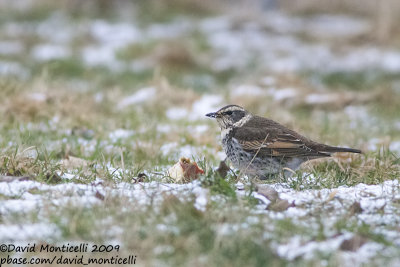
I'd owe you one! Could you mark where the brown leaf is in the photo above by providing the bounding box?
[340,235,367,251]
[168,157,204,183]
[348,201,363,215]
[59,156,90,170]
[268,199,291,212]
[326,189,338,202]
[95,191,105,201]
[257,185,279,202]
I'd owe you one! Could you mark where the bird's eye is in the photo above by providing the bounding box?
[225,111,233,115]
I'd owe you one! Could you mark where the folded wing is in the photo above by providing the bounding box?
[233,127,331,158]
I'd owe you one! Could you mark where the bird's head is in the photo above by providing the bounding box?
[206,105,251,129]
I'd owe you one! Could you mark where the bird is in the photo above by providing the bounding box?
[206,104,361,179]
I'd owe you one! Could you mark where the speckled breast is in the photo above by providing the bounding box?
[222,136,250,170]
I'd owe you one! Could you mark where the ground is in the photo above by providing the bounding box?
[0,0,400,266]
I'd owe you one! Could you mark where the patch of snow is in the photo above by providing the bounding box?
[31,44,71,61]
[260,76,276,86]
[160,142,178,156]
[90,20,141,48]
[94,92,104,103]
[306,15,370,38]
[178,145,200,159]
[193,124,209,134]
[0,199,39,214]
[216,151,226,161]
[344,106,376,129]
[268,87,298,101]
[60,172,75,180]
[153,245,175,255]
[146,19,193,39]
[157,124,172,133]
[27,92,47,102]
[338,242,386,266]
[199,16,231,33]
[0,169,399,264]
[190,95,223,120]
[0,41,24,55]
[394,121,400,131]
[166,107,188,120]
[36,12,76,44]
[109,128,135,141]
[0,223,61,241]
[193,186,208,211]
[231,85,266,97]
[129,59,153,72]
[81,45,123,70]
[381,51,400,72]
[252,192,271,206]
[305,93,337,104]
[389,141,400,155]
[0,61,29,78]
[161,142,215,159]
[276,234,350,260]
[366,138,386,151]
[118,87,156,109]
[265,12,370,38]
[264,11,304,34]
[0,0,35,11]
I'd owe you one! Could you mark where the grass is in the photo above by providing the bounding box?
[0,0,400,266]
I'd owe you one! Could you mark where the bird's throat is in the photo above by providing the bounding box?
[221,127,233,140]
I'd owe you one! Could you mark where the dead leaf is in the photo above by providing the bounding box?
[326,189,338,202]
[348,201,363,215]
[257,185,279,202]
[168,157,204,183]
[59,156,90,170]
[95,191,105,201]
[268,199,292,212]
[340,235,367,251]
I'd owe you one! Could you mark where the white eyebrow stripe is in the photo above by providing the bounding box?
[233,114,252,127]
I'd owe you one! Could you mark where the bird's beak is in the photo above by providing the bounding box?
[206,112,218,118]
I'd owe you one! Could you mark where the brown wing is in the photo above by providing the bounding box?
[233,125,330,159]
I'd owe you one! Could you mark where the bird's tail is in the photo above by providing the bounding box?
[322,146,362,154]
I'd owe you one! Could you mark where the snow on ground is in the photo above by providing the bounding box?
[165,94,223,121]
[118,87,156,109]
[0,61,29,78]
[4,10,397,77]
[190,95,223,120]
[90,20,141,48]
[108,128,135,142]
[201,13,400,73]
[31,44,71,61]
[0,177,398,263]
[265,13,370,38]
[0,41,24,55]
[231,85,267,97]
[166,107,189,120]
[0,223,61,241]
